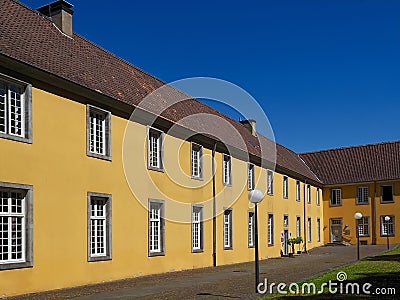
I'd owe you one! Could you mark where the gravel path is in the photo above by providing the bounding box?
[9,245,392,300]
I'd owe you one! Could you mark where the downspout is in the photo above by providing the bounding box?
[212,142,217,267]
[303,180,307,253]
[372,181,377,245]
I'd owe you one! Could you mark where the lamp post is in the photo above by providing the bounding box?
[385,216,391,250]
[249,189,264,293]
[354,212,363,260]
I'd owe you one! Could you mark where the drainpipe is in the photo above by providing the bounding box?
[303,180,307,253]
[212,142,217,267]
[372,181,377,245]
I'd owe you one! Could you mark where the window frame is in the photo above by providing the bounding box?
[0,181,33,270]
[283,214,289,227]
[0,73,32,144]
[86,105,112,161]
[248,211,255,248]
[267,170,274,195]
[191,143,203,180]
[87,192,112,262]
[147,127,164,172]
[247,163,255,191]
[296,216,301,238]
[148,199,165,256]
[380,185,394,203]
[191,205,204,253]
[307,184,311,204]
[296,180,301,202]
[222,154,232,186]
[283,176,288,199]
[356,187,369,205]
[267,213,274,246]
[316,188,320,206]
[358,216,370,237]
[223,208,233,250]
[307,217,312,242]
[330,188,342,206]
[317,218,321,242]
[380,215,395,237]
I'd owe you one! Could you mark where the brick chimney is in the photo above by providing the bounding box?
[38,1,74,37]
[240,119,257,136]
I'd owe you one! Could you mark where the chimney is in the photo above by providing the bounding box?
[240,119,257,136]
[38,1,74,37]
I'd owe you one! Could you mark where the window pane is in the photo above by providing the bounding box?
[0,82,6,134]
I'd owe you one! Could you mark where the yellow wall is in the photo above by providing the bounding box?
[0,86,324,296]
[322,181,400,245]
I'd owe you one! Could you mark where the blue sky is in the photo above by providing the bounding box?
[26,0,400,152]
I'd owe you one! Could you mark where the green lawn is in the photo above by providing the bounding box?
[261,245,400,299]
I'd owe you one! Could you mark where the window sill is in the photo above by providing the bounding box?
[88,255,112,262]
[329,204,342,207]
[191,176,204,181]
[380,201,394,204]
[0,261,33,270]
[356,202,369,205]
[0,133,32,144]
[268,243,274,247]
[149,251,165,257]
[147,166,165,172]
[192,249,204,253]
[223,182,232,187]
[380,234,395,237]
[248,245,255,248]
[87,151,112,161]
[223,247,233,250]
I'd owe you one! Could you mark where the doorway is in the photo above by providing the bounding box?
[330,218,343,242]
[283,229,289,255]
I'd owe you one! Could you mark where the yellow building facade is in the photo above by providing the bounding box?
[0,0,398,298]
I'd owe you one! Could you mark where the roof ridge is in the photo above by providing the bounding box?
[300,140,400,155]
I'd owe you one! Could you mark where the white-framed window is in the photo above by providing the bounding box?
[330,189,342,206]
[381,185,394,203]
[223,154,232,186]
[357,187,369,204]
[381,215,395,236]
[0,74,32,143]
[147,127,164,171]
[148,200,165,255]
[191,143,203,179]
[283,176,288,199]
[248,211,255,247]
[307,185,311,204]
[307,217,312,242]
[296,216,301,238]
[223,209,233,249]
[358,216,369,237]
[88,193,112,261]
[267,170,274,195]
[0,184,34,270]
[248,163,255,190]
[296,180,301,201]
[283,215,289,227]
[317,218,321,242]
[316,188,320,206]
[192,205,203,252]
[267,213,274,245]
[87,105,111,160]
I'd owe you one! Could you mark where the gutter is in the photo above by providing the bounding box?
[212,142,217,267]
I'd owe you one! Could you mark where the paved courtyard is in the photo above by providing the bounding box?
[11,245,393,300]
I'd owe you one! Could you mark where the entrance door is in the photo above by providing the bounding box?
[330,219,343,242]
[283,229,289,255]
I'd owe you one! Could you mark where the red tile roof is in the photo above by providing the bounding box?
[300,141,400,185]
[0,0,321,183]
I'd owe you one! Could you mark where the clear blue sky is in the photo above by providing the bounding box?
[26,0,400,152]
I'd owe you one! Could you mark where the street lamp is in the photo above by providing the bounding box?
[385,216,391,250]
[249,189,264,293]
[354,212,363,260]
